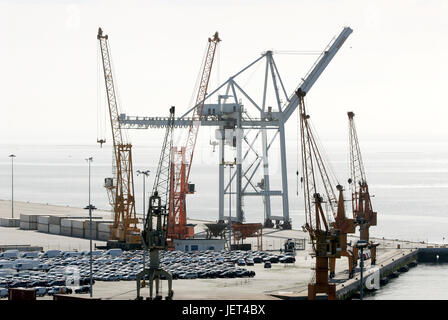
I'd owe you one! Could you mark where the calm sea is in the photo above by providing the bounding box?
[365,263,448,300]
[1,139,448,244]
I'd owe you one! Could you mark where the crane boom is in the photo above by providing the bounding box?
[97,27,140,247]
[348,111,378,265]
[167,32,220,245]
[185,32,221,183]
[150,106,175,222]
[298,95,342,300]
[283,27,353,122]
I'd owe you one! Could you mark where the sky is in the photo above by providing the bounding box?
[1,0,448,146]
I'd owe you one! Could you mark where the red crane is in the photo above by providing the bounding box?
[347,111,378,265]
[297,94,343,300]
[167,32,221,247]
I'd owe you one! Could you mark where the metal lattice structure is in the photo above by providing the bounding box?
[152,106,176,210]
[167,32,221,244]
[119,27,352,231]
[297,94,343,300]
[348,111,378,265]
[97,28,140,246]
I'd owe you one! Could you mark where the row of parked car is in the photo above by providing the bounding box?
[0,248,297,297]
[0,285,91,298]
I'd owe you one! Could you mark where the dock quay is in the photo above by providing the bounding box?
[0,200,441,300]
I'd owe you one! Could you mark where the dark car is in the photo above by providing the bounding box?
[279,256,296,263]
[74,285,91,294]
[264,262,272,269]
[252,257,263,263]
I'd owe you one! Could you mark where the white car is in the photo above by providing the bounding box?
[105,249,122,257]
[39,250,62,258]
[34,287,47,297]
[0,250,19,259]
[19,251,39,259]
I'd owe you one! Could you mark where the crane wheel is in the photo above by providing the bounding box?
[154,295,163,300]
[136,296,143,301]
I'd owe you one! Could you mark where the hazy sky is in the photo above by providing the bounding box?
[2,0,448,145]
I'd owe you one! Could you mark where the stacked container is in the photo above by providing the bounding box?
[19,214,38,230]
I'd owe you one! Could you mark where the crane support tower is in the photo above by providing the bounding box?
[97,27,141,249]
[347,111,379,265]
[119,27,352,231]
[298,95,342,300]
[167,32,221,247]
[329,185,356,279]
[136,106,175,299]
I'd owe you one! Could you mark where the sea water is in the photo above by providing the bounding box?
[0,139,447,244]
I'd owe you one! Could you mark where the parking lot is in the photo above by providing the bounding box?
[0,248,297,299]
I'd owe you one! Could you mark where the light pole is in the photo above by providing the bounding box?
[84,157,96,297]
[136,170,150,273]
[356,239,368,300]
[223,161,235,251]
[9,154,16,218]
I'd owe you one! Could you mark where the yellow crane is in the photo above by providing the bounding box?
[97,27,141,249]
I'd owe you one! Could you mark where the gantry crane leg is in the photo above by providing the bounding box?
[308,257,337,300]
[329,250,355,279]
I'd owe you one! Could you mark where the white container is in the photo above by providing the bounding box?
[20,221,37,230]
[83,229,97,240]
[71,219,85,230]
[98,222,113,233]
[60,219,72,228]
[20,214,38,223]
[48,215,68,225]
[72,227,84,238]
[1,218,20,227]
[37,224,49,233]
[49,224,60,235]
[97,231,110,241]
[60,226,71,236]
[37,216,50,224]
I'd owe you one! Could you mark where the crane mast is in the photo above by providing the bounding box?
[136,107,176,300]
[168,32,221,246]
[298,95,341,300]
[97,28,140,248]
[348,111,378,265]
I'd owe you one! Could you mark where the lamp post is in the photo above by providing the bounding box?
[356,239,368,300]
[84,157,96,297]
[9,154,16,218]
[136,170,150,272]
[223,161,235,251]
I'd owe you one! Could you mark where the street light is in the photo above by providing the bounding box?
[356,239,368,300]
[83,157,96,297]
[136,170,150,273]
[8,154,16,218]
[223,161,235,251]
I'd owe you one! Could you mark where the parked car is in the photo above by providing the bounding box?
[279,256,295,263]
[237,259,246,266]
[19,252,39,259]
[39,250,61,258]
[245,258,254,266]
[34,287,47,297]
[47,286,72,295]
[0,288,8,298]
[74,285,91,294]
[105,249,123,257]
[264,261,272,269]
